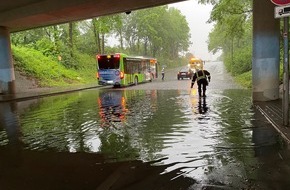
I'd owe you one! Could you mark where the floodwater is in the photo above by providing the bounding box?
[1,88,290,190]
[1,62,290,189]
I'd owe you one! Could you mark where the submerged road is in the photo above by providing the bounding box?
[1,62,290,190]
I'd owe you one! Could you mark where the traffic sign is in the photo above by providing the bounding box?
[271,0,290,6]
[275,5,290,18]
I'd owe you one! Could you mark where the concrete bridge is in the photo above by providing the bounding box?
[0,0,282,102]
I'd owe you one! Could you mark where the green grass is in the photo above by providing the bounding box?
[234,70,252,89]
[12,46,97,87]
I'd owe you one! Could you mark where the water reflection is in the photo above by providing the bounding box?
[98,89,127,125]
[0,102,22,147]
[198,97,208,114]
[0,89,289,189]
[0,101,24,179]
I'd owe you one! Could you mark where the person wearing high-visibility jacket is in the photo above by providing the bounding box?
[191,68,211,97]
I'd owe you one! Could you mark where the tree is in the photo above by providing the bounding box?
[90,15,122,54]
[121,6,190,59]
[201,0,252,75]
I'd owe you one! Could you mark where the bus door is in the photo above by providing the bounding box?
[124,58,134,85]
[144,61,151,81]
[126,71,133,85]
[149,59,158,79]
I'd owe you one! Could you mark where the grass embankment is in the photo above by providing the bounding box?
[234,65,283,89]
[12,46,97,87]
[234,71,252,89]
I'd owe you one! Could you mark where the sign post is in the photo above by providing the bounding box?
[283,17,289,126]
[273,0,290,126]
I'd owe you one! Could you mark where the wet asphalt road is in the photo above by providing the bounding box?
[129,61,242,91]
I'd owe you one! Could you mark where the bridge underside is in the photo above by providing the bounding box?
[1,0,185,33]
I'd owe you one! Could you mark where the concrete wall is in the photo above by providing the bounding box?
[0,26,15,94]
[252,0,280,101]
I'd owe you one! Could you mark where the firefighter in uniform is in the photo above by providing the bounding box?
[191,68,211,97]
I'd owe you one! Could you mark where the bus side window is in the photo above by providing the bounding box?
[133,61,139,73]
[124,58,129,73]
[127,60,133,74]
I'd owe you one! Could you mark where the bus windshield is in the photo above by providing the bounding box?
[97,55,120,69]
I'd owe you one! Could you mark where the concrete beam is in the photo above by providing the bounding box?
[0,0,186,32]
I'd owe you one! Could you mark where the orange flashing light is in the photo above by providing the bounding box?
[120,71,124,79]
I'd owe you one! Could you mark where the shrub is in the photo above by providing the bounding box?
[12,45,82,87]
[235,70,252,89]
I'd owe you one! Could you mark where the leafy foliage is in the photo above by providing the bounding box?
[34,38,58,57]
[223,40,252,76]
[200,0,253,87]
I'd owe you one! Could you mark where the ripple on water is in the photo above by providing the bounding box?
[0,89,287,189]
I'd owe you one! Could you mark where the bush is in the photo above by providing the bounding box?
[34,38,59,57]
[235,70,252,88]
[12,45,83,87]
[224,45,252,76]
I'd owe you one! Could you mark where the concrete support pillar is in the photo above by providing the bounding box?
[252,0,280,101]
[0,26,15,94]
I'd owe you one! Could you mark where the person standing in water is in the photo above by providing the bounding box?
[191,68,211,97]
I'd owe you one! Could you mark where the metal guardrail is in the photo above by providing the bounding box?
[255,101,290,144]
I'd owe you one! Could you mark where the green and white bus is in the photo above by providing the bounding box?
[96,53,158,87]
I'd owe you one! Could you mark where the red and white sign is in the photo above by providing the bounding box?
[271,0,290,6]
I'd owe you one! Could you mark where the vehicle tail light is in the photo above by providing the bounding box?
[96,72,99,79]
[120,71,124,79]
[114,54,120,61]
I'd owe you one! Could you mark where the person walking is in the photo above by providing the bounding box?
[191,68,211,97]
[161,67,165,80]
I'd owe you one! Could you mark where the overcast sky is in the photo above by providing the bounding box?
[170,0,219,60]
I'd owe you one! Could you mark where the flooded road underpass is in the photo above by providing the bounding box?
[1,87,290,190]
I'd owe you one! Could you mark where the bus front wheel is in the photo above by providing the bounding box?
[134,77,138,85]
